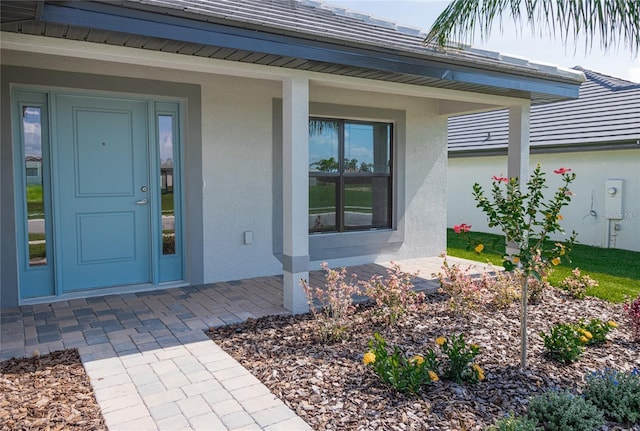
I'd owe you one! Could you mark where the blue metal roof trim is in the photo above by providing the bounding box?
[39,2,580,100]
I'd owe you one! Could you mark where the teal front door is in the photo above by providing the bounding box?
[55,95,151,292]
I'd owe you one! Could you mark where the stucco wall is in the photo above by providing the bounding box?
[448,150,640,252]
[2,41,450,298]
[200,75,284,281]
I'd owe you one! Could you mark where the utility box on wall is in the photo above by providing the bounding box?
[605,179,623,220]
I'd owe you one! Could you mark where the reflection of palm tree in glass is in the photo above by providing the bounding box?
[344,158,358,172]
[312,157,339,172]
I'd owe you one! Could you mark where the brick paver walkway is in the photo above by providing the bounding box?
[0,256,486,430]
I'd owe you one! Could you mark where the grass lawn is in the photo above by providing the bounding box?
[447,229,640,303]
[309,183,372,214]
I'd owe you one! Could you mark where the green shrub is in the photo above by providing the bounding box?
[486,412,539,430]
[540,323,584,363]
[576,318,617,345]
[436,333,483,383]
[583,368,640,424]
[364,333,439,394]
[527,390,604,431]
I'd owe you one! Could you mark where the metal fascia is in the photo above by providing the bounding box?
[42,2,579,99]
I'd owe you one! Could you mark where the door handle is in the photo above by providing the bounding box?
[135,198,148,205]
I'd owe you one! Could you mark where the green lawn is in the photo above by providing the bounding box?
[309,184,372,214]
[446,229,640,303]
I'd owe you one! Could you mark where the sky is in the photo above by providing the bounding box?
[325,0,640,83]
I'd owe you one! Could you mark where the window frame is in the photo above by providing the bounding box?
[309,117,393,234]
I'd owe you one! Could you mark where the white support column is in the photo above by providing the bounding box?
[282,75,310,314]
[507,103,530,188]
[506,103,531,256]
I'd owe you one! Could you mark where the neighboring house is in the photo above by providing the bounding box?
[448,67,640,252]
[25,156,42,185]
[0,0,583,312]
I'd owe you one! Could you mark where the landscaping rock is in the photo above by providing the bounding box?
[209,288,639,430]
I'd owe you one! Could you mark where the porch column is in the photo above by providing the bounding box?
[507,103,530,190]
[282,76,310,314]
[506,103,530,255]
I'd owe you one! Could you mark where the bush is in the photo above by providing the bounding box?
[365,333,439,394]
[526,271,551,305]
[540,323,584,363]
[301,262,361,342]
[435,255,487,315]
[559,268,598,299]
[583,368,640,425]
[527,390,604,431]
[481,267,519,310]
[436,333,483,383]
[576,318,617,345]
[623,293,640,340]
[487,412,539,431]
[361,262,424,325]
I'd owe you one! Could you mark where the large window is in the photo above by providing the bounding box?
[309,118,392,233]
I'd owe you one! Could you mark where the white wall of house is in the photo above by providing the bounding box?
[3,34,457,293]
[448,150,640,252]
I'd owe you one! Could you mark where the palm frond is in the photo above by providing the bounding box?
[424,0,640,55]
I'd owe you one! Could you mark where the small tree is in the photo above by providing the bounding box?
[471,164,577,368]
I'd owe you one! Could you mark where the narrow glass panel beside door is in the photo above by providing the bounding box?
[22,106,47,266]
[158,115,175,255]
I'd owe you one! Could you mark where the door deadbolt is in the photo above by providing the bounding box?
[141,186,148,192]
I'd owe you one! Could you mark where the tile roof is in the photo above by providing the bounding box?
[448,67,640,154]
[1,0,584,102]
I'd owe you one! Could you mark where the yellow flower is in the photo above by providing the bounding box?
[512,256,520,264]
[435,337,447,346]
[560,248,566,256]
[557,214,564,221]
[584,330,593,340]
[551,257,561,266]
[608,321,618,328]
[580,336,588,343]
[428,370,439,382]
[470,343,480,350]
[411,355,425,366]
[363,351,376,365]
[472,363,485,381]
[475,244,484,253]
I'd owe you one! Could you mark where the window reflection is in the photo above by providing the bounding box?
[309,120,339,172]
[158,115,175,255]
[23,106,47,266]
[309,177,338,232]
[309,118,392,233]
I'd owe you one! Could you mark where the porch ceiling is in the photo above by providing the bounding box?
[1,0,583,104]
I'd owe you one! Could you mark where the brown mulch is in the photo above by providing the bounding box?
[208,288,640,431]
[0,349,106,431]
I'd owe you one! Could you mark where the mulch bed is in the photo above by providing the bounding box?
[209,288,640,431]
[0,349,106,431]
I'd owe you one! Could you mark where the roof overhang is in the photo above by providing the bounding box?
[1,0,583,103]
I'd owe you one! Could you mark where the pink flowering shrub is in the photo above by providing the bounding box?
[435,254,489,315]
[301,262,361,342]
[623,294,640,340]
[360,262,424,325]
[559,268,599,299]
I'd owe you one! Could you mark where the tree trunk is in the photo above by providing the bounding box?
[520,274,529,369]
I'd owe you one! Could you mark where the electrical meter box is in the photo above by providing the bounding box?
[605,179,623,220]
